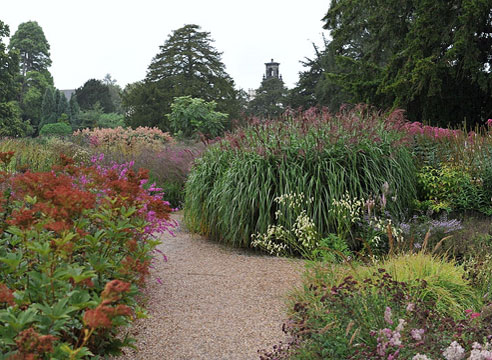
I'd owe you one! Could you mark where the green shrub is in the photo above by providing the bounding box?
[408,122,492,215]
[416,164,489,214]
[39,122,73,137]
[184,106,416,249]
[0,155,173,358]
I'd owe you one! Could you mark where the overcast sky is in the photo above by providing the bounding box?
[3,0,330,92]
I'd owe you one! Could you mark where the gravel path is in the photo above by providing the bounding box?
[115,214,304,360]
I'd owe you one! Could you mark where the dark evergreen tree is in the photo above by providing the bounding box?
[75,79,115,113]
[0,20,31,136]
[288,40,349,112]
[248,77,288,118]
[123,81,164,128]
[123,24,240,130]
[69,94,81,129]
[0,21,19,104]
[103,74,123,114]
[40,86,56,128]
[8,21,53,132]
[321,0,492,126]
[56,91,70,119]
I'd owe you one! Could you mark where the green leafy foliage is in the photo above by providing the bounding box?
[0,101,33,137]
[0,153,174,358]
[167,96,228,138]
[96,112,125,128]
[407,123,492,215]
[20,70,54,132]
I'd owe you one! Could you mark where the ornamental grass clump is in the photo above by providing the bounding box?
[185,105,416,249]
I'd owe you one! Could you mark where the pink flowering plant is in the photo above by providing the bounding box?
[73,126,202,207]
[260,268,492,359]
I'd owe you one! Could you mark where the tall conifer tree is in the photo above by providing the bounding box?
[123,24,240,130]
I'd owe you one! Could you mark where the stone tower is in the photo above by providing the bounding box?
[263,59,282,80]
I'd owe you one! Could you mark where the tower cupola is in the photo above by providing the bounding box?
[264,59,281,80]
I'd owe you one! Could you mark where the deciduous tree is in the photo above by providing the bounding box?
[167,96,228,138]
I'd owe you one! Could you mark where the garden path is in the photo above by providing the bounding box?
[115,213,304,360]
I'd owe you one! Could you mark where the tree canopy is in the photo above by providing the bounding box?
[8,21,51,77]
[167,96,228,138]
[287,38,349,112]
[318,0,492,126]
[123,24,240,130]
[75,79,115,113]
[0,21,19,104]
[8,21,53,133]
[248,77,288,118]
[0,20,31,137]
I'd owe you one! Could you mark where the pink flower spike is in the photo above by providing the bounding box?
[465,309,473,314]
[470,312,480,319]
[384,306,393,325]
[487,119,492,126]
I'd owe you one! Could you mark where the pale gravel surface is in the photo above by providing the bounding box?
[114,213,304,360]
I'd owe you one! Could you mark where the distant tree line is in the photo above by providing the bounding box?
[0,20,125,137]
[1,3,491,138]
